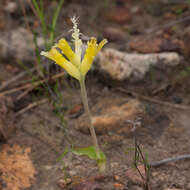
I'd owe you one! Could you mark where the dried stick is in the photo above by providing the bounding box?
[0,56,50,92]
[133,136,150,190]
[27,0,38,18]
[149,154,190,167]
[0,67,36,91]
[134,140,145,181]
[0,71,65,97]
[16,86,35,101]
[118,88,190,110]
[15,98,48,116]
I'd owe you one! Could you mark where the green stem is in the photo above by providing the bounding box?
[79,76,100,159]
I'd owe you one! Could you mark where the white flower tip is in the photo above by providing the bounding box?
[40,51,47,56]
[71,16,79,25]
[104,39,108,44]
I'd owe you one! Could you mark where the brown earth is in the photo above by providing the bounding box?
[0,0,190,190]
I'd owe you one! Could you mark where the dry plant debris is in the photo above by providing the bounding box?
[0,144,36,190]
[0,96,15,141]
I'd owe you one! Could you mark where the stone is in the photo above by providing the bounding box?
[103,27,126,41]
[103,7,131,24]
[97,48,180,81]
[130,38,162,53]
[4,0,31,14]
[0,27,44,62]
[76,97,145,135]
[76,95,170,145]
[130,38,182,53]
[4,2,17,13]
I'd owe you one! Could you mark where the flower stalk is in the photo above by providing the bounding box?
[79,75,101,159]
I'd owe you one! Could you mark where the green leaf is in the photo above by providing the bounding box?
[97,152,106,172]
[32,0,48,42]
[72,146,97,160]
[72,146,106,172]
[50,0,64,45]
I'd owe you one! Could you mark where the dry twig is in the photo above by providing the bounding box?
[0,67,36,91]
[118,88,190,110]
[0,71,65,97]
[15,98,48,116]
[16,86,36,101]
[149,154,190,167]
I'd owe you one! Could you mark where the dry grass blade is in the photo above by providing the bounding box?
[15,98,48,116]
[0,68,36,91]
[0,71,65,97]
[118,88,190,110]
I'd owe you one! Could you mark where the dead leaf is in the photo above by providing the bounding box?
[0,144,36,190]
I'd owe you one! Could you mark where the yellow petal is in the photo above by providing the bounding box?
[80,38,107,76]
[56,38,80,67]
[40,48,80,80]
[97,39,108,53]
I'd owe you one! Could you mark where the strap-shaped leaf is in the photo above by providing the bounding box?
[72,146,106,172]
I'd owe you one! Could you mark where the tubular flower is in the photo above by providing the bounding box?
[40,18,107,81]
[41,47,81,80]
[80,37,107,76]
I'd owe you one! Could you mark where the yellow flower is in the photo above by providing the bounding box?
[40,48,81,80]
[40,17,107,81]
[80,37,107,76]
